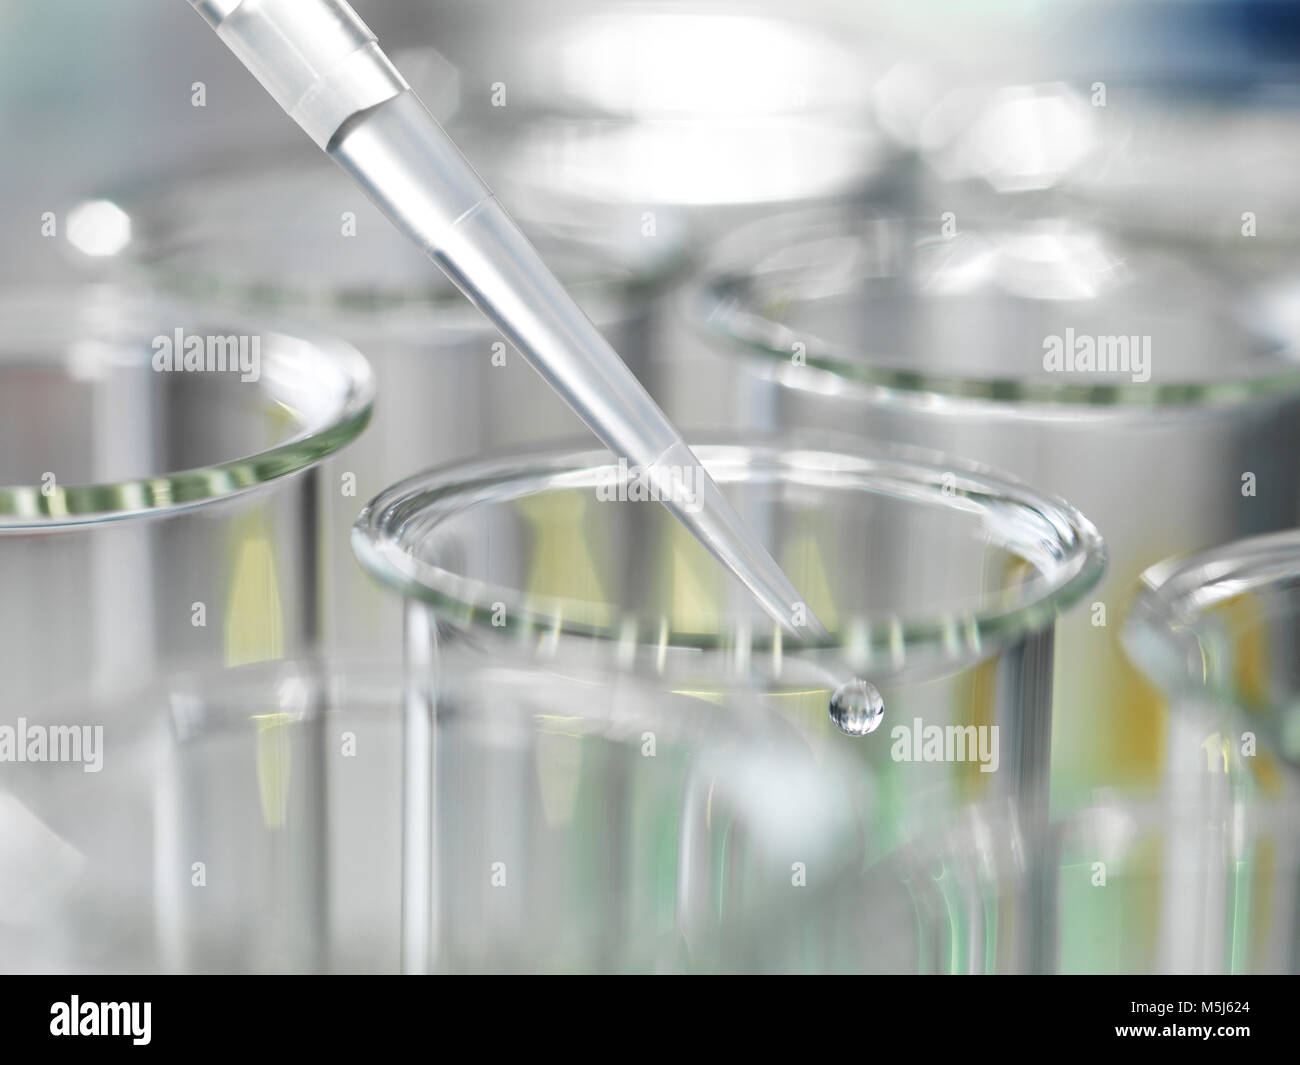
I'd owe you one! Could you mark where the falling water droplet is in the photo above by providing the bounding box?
[829,678,884,737]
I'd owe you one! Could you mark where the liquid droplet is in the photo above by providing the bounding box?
[829,679,884,737]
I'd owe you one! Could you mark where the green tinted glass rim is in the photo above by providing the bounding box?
[1125,528,1300,699]
[101,151,690,317]
[353,438,1106,661]
[692,212,1300,411]
[0,291,374,530]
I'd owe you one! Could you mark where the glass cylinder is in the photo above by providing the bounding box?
[0,286,372,724]
[1125,528,1300,781]
[1064,78,1300,283]
[688,209,1300,797]
[353,436,1104,857]
[904,64,1300,284]
[852,791,1300,974]
[0,653,873,974]
[439,2,904,243]
[83,148,688,657]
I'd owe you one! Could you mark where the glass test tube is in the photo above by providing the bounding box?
[850,790,1300,975]
[0,653,873,974]
[687,209,1300,799]
[906,71,1300,291]
[0,285,373,726]
[442,2,904,247]
[86,148,688,658]
[353,436,1104,867]
[1125,528,1300,786]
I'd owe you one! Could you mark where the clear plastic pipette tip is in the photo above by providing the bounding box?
[188,0,828,642]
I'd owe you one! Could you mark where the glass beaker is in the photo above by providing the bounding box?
[1061,77,1300,284]
[0,285,373,723]
[83,148,688,657]
[853,790,1300,974]
[352,435,1104,859]
[0,652,873,974]
[688,209,1300,798]
[900,60,1300,285]
[1125,528,1300,784]
[441,2,904,242]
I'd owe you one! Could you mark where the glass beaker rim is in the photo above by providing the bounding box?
[352,434,1106,667]
[1124,528,1300,694]
[84,147,688,324]
[0,286,374,530]
[690,207,1300,411]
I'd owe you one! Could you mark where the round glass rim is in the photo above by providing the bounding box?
[0,288,375,530]
[690,209,1300,411]
[89,148,690,319]
[1123,528,1300,697]
[352,436,1106,659]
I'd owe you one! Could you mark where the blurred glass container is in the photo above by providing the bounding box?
[444,2,905,243]
[0,286,372,723]
[0,652,873,974]
[410,2,912,430]
[855,792,1300,974]
[1066,79,1300,278]
[353,436,1104,857]
[1125,528,1300,784]
[911,71,1300,285]
[917,78,1098,201]
[78,149,689,657]
[690,210,1300,796]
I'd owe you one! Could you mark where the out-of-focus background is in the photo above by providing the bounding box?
[6,0,1300,975]
[11,0,1291,280]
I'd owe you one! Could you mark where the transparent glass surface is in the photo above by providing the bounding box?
[0,654,873,974]
[87,149,688,658]
[1126,529,1300,775]
[355,437,1104,850]
[104,148,683,327]
[0,287,371,525]
[688,210,1300,797]
[914,79,1097,199]
[0,286,373,720]
[907,72,1300,281]
[446,5,900,229]
[854,792,1300,974]
[696,210,1300,405]
[1065,80,1300,270]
